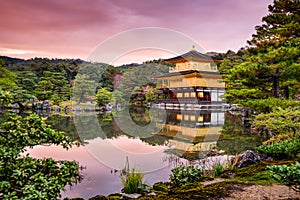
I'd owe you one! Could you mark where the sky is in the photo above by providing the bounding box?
[0,0,273,64]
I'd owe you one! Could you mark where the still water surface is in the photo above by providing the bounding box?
[22,107,263,199]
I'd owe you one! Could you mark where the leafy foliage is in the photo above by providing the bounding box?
[35,71,71,103]
[116,63,168,101]
[73,74,96,104]
[121,168,144,194]
[0,111,81,199]
[256,137,300,159]
[169,165,204,186]
[253,107,300,136]
[212,163,224,177]
[242,98,300,113]
[95,88,112,107]
[0,59,16,89]
[97,65,121,92]
[0,89,13,105]
[220,0,300,103]
[267,162,300,192]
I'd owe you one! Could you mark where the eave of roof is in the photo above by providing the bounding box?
[165,50,212,63]
[155,70,221,78]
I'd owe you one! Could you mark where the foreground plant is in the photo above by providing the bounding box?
[212,163,224,177]
[253,107,300,137]
[120,157,144,194]
[169,165,204,186]
[267,162,300,192]
[256,137,300,159]
[0,113,81,199]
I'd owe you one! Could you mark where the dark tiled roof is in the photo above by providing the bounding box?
[155,70,220,78]
[165,50,212,62]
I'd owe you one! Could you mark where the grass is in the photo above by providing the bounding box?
[120,157,144,194]
[121,167,143,194]
[212,163,224,177]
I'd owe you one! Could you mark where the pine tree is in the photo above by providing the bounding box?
[220,0,300,102]
[247,0,300,98]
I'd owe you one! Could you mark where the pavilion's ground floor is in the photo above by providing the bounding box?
[155,86,226,110]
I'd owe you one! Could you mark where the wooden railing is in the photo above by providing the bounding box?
[156,98,214,105]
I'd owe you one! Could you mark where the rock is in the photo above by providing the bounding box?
[196,155,235,170]
[119,193,141,199]
[233,150,260,168]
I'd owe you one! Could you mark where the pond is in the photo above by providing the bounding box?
[4,106,264,199]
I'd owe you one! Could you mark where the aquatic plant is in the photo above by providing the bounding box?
[120,157,144,194]
[169,165,204,186]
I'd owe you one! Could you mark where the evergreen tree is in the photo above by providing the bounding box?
[247,0,300,98]
[220,0,300,102]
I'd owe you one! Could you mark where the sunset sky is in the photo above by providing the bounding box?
[0,0,273,63]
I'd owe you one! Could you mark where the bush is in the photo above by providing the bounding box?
[267,162,300,192]
[253,107,300,136]
[256,137,300,159]
[169,165,204,186]
[242,98,300,114]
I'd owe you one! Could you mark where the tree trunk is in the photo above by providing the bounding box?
[272,68,280,98]
[283,85,289,99]
[16,102,25,111]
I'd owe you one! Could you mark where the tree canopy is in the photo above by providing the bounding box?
[220,0,300,102]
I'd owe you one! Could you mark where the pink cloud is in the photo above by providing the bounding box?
[0,0,273,61]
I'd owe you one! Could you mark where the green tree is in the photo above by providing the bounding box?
[247,0,300,98]
[220,0,300,102]
[8,71,38,110]
[0,66,38,110]
[15,71,37,96]
[73,63,108,104]
[35,80,54,101]
[145,89,158,103]
[73,74,95,104]
[95,88,112,107]
[0,59,16,89]
[130,87,145,103]
[36,71,71,103]
[0,91,81,199]
[116,63,168,101]
[97,65,121,92]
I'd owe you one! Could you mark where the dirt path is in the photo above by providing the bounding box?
[221,184,300,200]
[200,178,300,200]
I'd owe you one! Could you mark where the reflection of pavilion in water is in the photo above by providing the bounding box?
[154,110,224,160]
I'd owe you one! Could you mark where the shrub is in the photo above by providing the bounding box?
[242,98,300,114]
[0,114,81,199]
[256,137,300,159]
[253,107,300,136]
[169,165,204,186]
[267,162,300,192]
